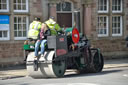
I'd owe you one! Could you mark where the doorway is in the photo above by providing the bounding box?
[56,1,73,28]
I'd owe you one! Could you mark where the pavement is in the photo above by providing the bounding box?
[0,58,128,80]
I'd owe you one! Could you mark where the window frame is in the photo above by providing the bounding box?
[97,15,109,37]
[112,16,123,36]
[13,0,29,13]
[56,2,72,12]
[98,0,109,13]
[0,0,9,12]
[112,0,123,13]
[14,16,29,40]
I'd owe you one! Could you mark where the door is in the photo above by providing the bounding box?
[57,13,72,27]
[56,1,73,28]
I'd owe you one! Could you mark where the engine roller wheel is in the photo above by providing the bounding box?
[90,52,104,73]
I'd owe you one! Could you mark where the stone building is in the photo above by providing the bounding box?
[0,0,128,66]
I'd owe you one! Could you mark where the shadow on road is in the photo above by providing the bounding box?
[0,64,26,71]
[64,69,122,78]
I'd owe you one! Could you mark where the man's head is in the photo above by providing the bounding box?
[48,16,56,24]
[34,17,40,21]
[49,16,55,20]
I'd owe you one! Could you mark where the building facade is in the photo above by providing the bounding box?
[0,0,128,66]
[0,0,44,66]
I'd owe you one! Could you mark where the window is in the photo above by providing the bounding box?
[0,15,10,40]
[14,16,28,40]
[112,16,122,36]
[0,30,9,40]
[112,0,122,13]
[57,2,72,12]
[98,16,109,37]
[97,0,123,37]
[14,0,28,12]
[0,0,9,12]
[98,0,108,13]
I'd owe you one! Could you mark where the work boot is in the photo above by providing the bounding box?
[34,56,37,60]
[41,54,44,57]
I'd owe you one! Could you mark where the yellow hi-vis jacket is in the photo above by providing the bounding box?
[45,19,61,35]
[28,21,42,39]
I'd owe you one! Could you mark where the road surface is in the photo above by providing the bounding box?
[0,66,128,85]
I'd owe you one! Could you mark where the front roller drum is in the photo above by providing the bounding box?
[79,50,104,73]
[26,51,66,78]
[85,51,104,73]
[91,52,104,73]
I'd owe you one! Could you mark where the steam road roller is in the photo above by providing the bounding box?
[23,27,104,78]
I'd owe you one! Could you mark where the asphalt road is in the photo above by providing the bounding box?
[0,67,128,85]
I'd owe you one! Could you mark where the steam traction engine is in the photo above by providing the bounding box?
[23,28,104,78]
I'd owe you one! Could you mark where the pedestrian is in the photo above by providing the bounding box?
[34,23,50,59]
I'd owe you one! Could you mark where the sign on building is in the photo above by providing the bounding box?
[0,15,10,40]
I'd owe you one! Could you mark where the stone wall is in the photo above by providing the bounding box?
[29,0,44,22]
[0,41,24,67]
[91,39,128,59]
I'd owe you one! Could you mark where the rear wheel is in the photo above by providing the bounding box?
[52,57,66,77]
[26,51,66,78]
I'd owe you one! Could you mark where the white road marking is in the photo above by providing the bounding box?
[68,83,100,85]
[41,83,100,85]
[123,74,128,77]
